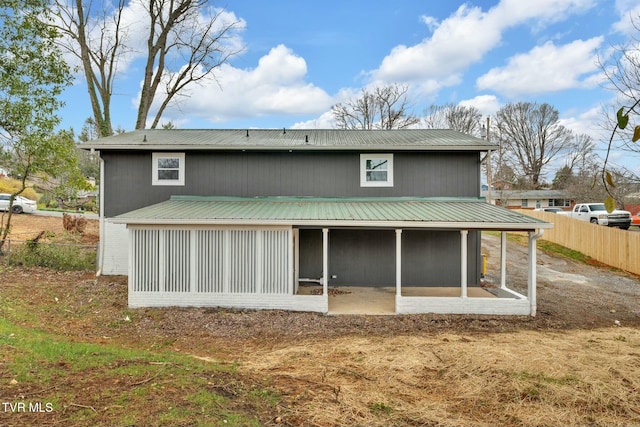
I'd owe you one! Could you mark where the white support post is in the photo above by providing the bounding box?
[500,231,507,289]
[528,230,542,316]
[322,228,329,300]
[292,228,299,295]
[460,229,468,298]
[395,229,402,297]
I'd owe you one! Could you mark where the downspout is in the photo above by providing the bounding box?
[96,154,105,276]
[527,229,544,316]
[484,149,493,204]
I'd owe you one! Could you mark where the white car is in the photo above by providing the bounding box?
[0,193,37,214]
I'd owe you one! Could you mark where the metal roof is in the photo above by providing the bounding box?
[79,129,496,151]
[497,190,571,199]
[113,196,552,230]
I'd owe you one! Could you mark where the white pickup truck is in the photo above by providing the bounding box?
[558,203,631,229]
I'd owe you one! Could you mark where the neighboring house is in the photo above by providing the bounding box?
[81,129,551,315]
[489,189,573,210]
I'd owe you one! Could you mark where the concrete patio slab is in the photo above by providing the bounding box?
[297,285,495,315]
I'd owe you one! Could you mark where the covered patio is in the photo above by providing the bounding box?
[295,227,545,316]
[297,285,497,315]
[114,196,552,316]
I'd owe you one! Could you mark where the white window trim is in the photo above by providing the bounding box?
[152,152,185,186]
[360,153,393,187]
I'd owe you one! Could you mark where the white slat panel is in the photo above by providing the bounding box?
[163,229,190,292]
[262,230,289,294]
[131,229,159,292]
[130,226,292,300]
[196,230,224,292]
[229,230,256,293]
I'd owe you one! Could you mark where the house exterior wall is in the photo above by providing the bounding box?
[102,150,481,217]
[298,228,482,287]
[401,230,481,286]
[101,222,129,275]
[101,149,484,283]
[329,229,396,285]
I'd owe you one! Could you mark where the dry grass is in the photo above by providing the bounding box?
[239,329,640,427]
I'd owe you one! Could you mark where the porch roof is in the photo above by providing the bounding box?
[112,196,552,230]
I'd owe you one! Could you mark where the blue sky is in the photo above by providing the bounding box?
[58,0,640,168]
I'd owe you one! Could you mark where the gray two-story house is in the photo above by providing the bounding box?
[82,129,551,315]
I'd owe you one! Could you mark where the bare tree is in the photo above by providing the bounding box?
[563,133,597,173]
[332,84,420,130]
[552,134,600,196]
[599,15,640,145]
[50,0,243,136]
[597,14,640,208]
[495,102,574,189]
[136,0,242,129]
[422,103,482,135]
[50,0,127,137]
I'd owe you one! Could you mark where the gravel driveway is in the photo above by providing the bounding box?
[481,234,640,328]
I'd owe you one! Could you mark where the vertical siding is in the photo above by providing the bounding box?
[328,230,396,286]
[299,229,323,279]
[130,227,291,296]
[103,151,481,216]
[262,230,289,294]
[163,229,191,292]
[298,228,481,286]
[401,230,481,286]
[196,230,224,292]
[229,230,257,293]
[131,229,159,292]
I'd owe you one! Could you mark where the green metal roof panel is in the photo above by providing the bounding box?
[81,129,496,151]
[113,196,552,230]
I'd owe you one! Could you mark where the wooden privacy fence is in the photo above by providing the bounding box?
[516,209,640,276]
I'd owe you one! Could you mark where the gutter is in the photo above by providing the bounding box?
[109,218,553,230]
[78,144,497,152]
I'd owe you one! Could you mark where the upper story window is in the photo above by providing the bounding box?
[152,152,185,186]
[360,154,393,187]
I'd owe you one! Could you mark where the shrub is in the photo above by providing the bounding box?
[9,242,96,271]
[0,178,39,201]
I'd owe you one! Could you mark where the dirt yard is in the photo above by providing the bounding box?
[2,212,100,245]
[2,214,640,426]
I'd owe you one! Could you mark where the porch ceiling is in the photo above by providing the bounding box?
[113,196,552,231]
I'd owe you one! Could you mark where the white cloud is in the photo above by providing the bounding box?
[613,0,640,35]
[476,38,603,97]
[559,105,608,138]
[459,95,502,117]
[371,0,595,93]
[291,111,336,129]
[150,45,332,124]
[375,4,496,84]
